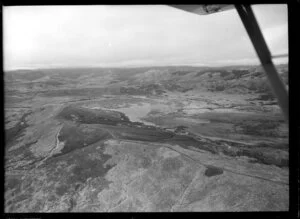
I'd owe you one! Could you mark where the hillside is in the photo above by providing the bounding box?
[5,64,288,99]
[4,64,289,212]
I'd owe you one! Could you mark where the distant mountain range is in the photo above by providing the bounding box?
[5,64,288,100]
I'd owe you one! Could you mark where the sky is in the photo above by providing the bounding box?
[3,4,288,70]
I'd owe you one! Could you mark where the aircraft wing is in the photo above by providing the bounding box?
[169,5,235,15]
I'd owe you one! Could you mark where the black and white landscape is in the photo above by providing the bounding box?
[4,5,289,212]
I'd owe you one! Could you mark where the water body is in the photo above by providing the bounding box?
[86,103,156,126]
[116,102,180,126]
[116,103,156,126]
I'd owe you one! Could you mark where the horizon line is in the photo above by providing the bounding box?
[4,62,288,72]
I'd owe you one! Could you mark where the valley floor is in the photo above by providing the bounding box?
[5,89,289,212]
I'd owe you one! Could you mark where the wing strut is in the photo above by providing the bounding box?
[235,5,289,121]
[169,5,289,122]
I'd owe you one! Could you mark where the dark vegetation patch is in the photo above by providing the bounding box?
[234,120,281,137]
[7,140,37,160]
[204,165,224,177]
[49,69,87,79]
[6,143,45,171]
[231,70,249,78]
[6,200,13,206]
[101,124,218,154]
[148,110,161,116]
[219,145,288,168]
[44,80,64,86]
[194,69,249,79]
[236,150,288,167]
[256,142,288,150]
[219,70,232,78]
[56,105,130,125]
[257,93,275,101]
[56,105,186,144]
[192,135,288,168]
[198,112,283,124]
[12,193,31,204]
[56,123,112,156]
[68,197,77,212]
[54,105,287,169]
[56,184,69,196]
[72,159,105,183]
[43,143,113,200]
[208,135,288,168]
[111,126,174,142]
[194,70,210,77]
[120,84,166,95]
[5,70,46,81]
[171,71,191,76]
[40,87,110,97]
[164,135,217,154]
[5,111,31,144]
[67,155,112,188]
[109,80,122,84]
[6,177,21,190]
[17,81,65,90]
[164,83,186,92]
[48,194,57,202]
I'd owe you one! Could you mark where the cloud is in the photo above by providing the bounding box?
[214,58,259,65]
[262,24,288,54]
[3,5,288,70]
